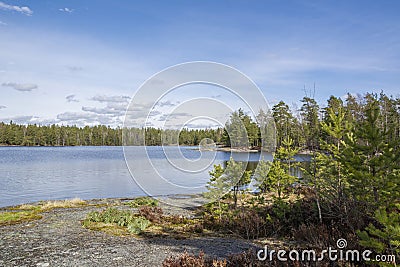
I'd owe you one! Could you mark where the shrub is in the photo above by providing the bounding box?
[127,217,151,234]
[84,207,151,234]
[203,208,268,239]
[86,207,134,226]
[292,224,331,248]
[125,197,158,208]
[163,251,207,267]
[162,251,226,267]
[138,206,163,223]
[185,222,204,234]
[166,214,189,225]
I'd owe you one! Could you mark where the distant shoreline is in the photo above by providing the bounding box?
[0,144,313,155]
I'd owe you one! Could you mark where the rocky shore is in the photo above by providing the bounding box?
[0,197,258,267]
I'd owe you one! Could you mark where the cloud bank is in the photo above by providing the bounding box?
[0,1,33,16]
[2,82,38,91]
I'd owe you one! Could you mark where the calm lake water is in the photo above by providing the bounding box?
[0,146,310,207]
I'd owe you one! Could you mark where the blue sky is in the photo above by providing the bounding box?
[1,0,400,127]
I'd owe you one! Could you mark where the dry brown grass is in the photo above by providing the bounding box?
[11,204,40,211]
[40,198,87,210]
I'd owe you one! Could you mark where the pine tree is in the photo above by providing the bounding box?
[256,109,276,152]
[300,96,320,151]
[316,97,352,222]
[266,160,296,200]
[342,96,400,211]
[224,157,252,208]
[253,159,272,193]
[358,205,400,266]
[204,164,229,210]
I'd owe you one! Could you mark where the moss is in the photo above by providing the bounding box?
[82,221,131,236]
[0,210,42,226]
[1,198,88,227]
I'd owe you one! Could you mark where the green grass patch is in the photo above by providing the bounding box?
[2,198,88,226]
[124,197,158,208]
[0,210,42,226]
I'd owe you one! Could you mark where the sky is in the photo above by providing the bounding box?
[1,0,400,128]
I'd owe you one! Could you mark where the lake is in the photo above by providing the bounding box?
[0,146,310,207]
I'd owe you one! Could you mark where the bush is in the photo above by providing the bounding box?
[86,207,134,226]
[125,197,159,208]
[138,206,163,223]
[203,208,268,239]
[202,197,321,239]
[166,214,189,225]
[185,222,204,234]
[162,251,226,267]
[127,217,151,234]
[84,207,151,234]
[162,251,207,267]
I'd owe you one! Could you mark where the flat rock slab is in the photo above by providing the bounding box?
[0,198,257,267]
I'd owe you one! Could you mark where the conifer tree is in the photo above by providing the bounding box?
[204,164,228,211]
[342,96,400,211]
[253,159,272,193]
[358,205,400,266]
[264,137,299,200]
[204,158,251,208]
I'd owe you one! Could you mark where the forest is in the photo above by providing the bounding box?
[198,91,400,265]
[0,123,223,147]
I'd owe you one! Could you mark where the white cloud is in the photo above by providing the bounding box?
[56,111,118,126]
[0,20,7,26]
[66,94,79,103]
[185,122,220,129]
[2,115,34,124]
[90,95,130,103]
[155,100,176,107]
[148,110,161,117]
[0,105,6,109]
[59,7,73,13]
[158,112,191,122]
[82,106,124,116]
[2,82,37,91]
[85,94,130,115]
[0,1,33,16]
